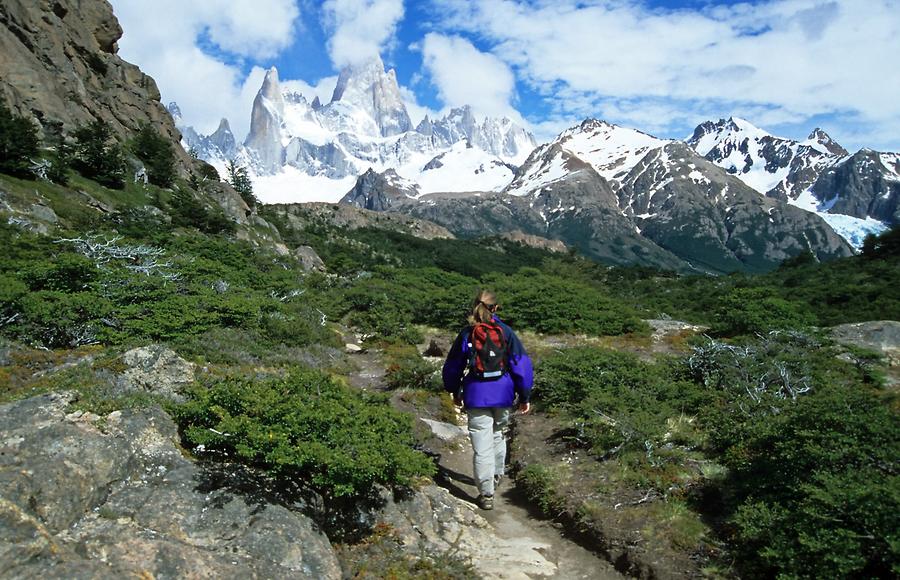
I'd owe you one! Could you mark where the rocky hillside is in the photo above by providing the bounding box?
[0,0,191,172]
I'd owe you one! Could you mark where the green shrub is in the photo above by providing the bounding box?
[174,368,436,497]
[342,278,422,344]
[226,159,256,208]
[516,464,567,516]
[18,290,112,347]
[0,103,40,178]
[536,347,709,457]
[488,268,648,336]
[723,384,899,578]
[712,288,814,336]
[168,187,235,235]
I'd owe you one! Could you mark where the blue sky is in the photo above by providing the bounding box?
[111,0,900,152]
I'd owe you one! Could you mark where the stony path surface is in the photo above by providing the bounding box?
[344,342,623,579]
[437,423,623,580]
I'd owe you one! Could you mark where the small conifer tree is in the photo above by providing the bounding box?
[132,122,176,187]
[0,103,40,178]
[72,119,126,189]
[226,159,257,209]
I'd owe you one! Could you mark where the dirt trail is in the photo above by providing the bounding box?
[344,342,623,579]
[436,418,623,580]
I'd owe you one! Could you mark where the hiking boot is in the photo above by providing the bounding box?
[478,494,494,510]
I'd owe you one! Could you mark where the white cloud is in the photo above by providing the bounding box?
[397,84,440,126]
[322,0,404,67]
[420,33,522,122]
[431,0,900,151]
[110,0,301,140]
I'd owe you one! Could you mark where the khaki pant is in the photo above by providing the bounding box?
[466,407,511,497]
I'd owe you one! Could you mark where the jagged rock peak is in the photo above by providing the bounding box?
[806,128,848,156]
[167,102,182,121]
[260,67,283,104]
[311,95,322,110]
[330,54,412,137]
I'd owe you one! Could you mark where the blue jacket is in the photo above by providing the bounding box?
[442,316,533,408]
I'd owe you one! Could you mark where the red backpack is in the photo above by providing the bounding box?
[468,321,509,380]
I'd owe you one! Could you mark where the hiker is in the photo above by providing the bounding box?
[442,290,533,510]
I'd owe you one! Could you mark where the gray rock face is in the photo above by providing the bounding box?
[400,168,692,271]
[0,0,191,171]
[244,67,286,174]
[267,202,454,241]
[687,117,899,228]
[115,344,195,402]
[418,105,537,161]
[812,150,900,225]
[0,392,342,579]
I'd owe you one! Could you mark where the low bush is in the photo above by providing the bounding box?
[536,347,708,457]
[384,349,441,391]
[174,368,436,498]
[488,268,648,336]
[724,384,899,578]
[712,287,814,336]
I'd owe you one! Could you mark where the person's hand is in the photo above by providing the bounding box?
[517,402,531,415]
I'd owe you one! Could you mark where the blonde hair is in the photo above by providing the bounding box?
[468,290,498,325]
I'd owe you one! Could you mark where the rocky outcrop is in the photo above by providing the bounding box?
[618,143,853,272]
[268,201,454,241]
[499,230,567,253]
[293,245,326,272]
[0,0,191,171]
[330,55,412,138]
[340,168,418,211]
[244,67,286,174]
[0,392,342,578]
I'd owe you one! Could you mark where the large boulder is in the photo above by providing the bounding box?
[0,392,342,578]
[115,344,195,402]
[830,321,900,366]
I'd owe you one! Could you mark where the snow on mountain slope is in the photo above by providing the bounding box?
[254,167,359,204]
[400,142,514,194]
[505,119,669,197]
[557,119,671,184]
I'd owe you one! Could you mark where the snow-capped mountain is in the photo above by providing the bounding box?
[687,117,895,246]
[506,119,671,196]
[169,103,239,164]
[353,118,853,273]
[178,55,536,203]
